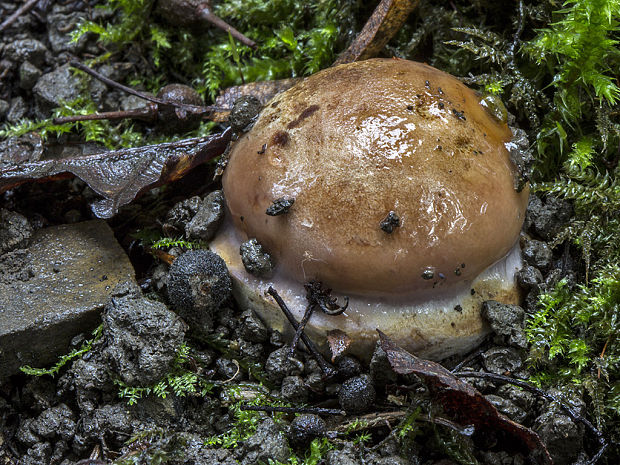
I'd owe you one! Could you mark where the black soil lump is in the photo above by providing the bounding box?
[288,414,326,448]
[229,95,263,133]
[338,374,376,414]
[167,250,232,336]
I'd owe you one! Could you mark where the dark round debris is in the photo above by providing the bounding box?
[289,414,327,448]
[339,374,376,414]
[380,211,400,233]
[266,197,295,216]
[230,95,262,133]
[156,83,204,132]
[167,250,232,336]
[240,238,273,278]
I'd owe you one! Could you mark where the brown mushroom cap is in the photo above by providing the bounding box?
[222,58,528,297]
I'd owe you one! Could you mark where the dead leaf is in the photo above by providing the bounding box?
[377,330,553,465]
[326,329,351,361]
[0,128,231,218]
[334,0,419,65]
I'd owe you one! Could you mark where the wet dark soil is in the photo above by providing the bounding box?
[0,2,596,465]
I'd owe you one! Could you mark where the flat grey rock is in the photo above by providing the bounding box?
[0,220,136,380]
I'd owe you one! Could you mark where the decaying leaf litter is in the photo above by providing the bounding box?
[0,2,606,461]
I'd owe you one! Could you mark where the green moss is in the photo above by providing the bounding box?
[20,324,103,377]
[116,342,215,405]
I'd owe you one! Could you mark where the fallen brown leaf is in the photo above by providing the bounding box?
[0,128,231,218]
[377,330,552,465]
[326,329,351,361]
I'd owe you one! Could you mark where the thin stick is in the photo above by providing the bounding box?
[267,286,337,379]
[450,347,484,373]
[69,61,213,116]
[0,0,39,33]
[53,107,155,125]
[289,304,315,357]
[199,8,257,49]
[240,404,345,416]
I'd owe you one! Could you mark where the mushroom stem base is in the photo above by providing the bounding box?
[210,220,523,362]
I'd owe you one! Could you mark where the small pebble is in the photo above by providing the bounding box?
[167,250,232,336]
[522,239,553,272]
[339,374,376,414]
[289,414,327,448]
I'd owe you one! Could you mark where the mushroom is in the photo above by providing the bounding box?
[210,58,529,361]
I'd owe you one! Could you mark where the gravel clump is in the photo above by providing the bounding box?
[102,291,186,386]
[481,300,527,348]
[339,374,376,414]
[0,208,33,254]
[167,249,232,337]
[288,413,326,448]
[239,417,290,465]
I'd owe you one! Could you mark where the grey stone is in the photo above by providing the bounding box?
[533,408,583,465]
[80,402,142,446]
[102,293,186,386]
[326,443,360,465]
[481,301,527,348]
[0,99,9,119]
[241,417,290,465]
[339,374,376,414]
[186,190,225,241]
[370,344,398,386]
[230,96,262,133]
[236,309,269,343]
[0,221,136,379]
[47,9,88,53]
[264,347,304,384]
[516,265,543,291]
[19,61,42,90]
[496,384,535,413]
[485,394,527,423]
[21,442,51,465]
[0,208,33,254]
[165,196,202,232]
[33,64,80,116]
[370,458,411,465]
[281,375,309,403]
[6,96,27,122]
[525,195,572,241]
[16,404,75,447]
[4,39,48,66]
[215,357,240,380]
[522,240,553,272]
[481,347,523,375]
